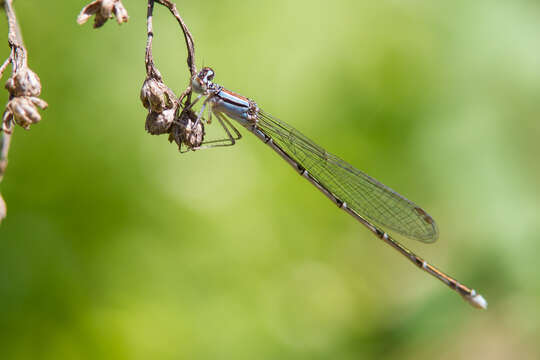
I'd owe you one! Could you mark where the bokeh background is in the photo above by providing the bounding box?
[0,0,539,359]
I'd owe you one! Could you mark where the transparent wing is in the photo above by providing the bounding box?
[256,111,438,242]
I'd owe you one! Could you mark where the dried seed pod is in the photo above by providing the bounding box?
[140,78,176,113]
[77,0,129,28]
[145,107,175,135]
[4,96,48,130]
[185,123,204,148]
[5,68,42,97]
[169,110,205,150]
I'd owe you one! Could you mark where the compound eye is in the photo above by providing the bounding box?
[201,67,215,82]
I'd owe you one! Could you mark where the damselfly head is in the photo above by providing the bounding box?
[200,67,215,82]
[192,67,215,94]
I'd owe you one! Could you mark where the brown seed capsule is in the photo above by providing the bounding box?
[5,68,42,97]
[140,78,176,113]
[169,110,205,150]
[145,108,175,135]
[185,120,204,148]
[4,96,48,130]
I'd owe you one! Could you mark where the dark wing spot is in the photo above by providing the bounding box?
[414,207,434,225]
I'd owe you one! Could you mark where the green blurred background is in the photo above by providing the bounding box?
[0,0,539,359]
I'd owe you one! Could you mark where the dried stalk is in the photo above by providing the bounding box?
[0,0,48,223]
[155,0,196,78]
[0,0,19,185]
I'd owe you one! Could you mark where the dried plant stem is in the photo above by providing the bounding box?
[0,54,11,181]
[4,0,25,72]
[5,0,23,46]
[155,0,196,78]
[1,0,47,222]
[0,56,10,76]
[144,0,161,80]
[0,131,10,182]
[145,0,196,77]
[0,0,24,184]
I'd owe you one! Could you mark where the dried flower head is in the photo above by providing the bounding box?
[169,110,205,150]
[77,0,129,28]
[3,96,48,131]
[145,107,176,135]
[140,77,176,113]
[5,67,42,97]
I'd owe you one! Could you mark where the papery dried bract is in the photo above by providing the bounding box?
[140,78,176,113]
[113,1,129,25]
[5,68,42,97]
[145,108,176,135]
[77,0,129,28]
[4,96,48,130]
[76,1,100,25]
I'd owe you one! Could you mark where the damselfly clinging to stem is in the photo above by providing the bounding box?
[177,67,487,309]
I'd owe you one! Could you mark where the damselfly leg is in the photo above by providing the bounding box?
[192,112,242,149]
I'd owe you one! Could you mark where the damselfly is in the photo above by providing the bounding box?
[179,67,487,309]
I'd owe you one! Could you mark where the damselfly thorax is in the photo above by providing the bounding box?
[191,67,259,125]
